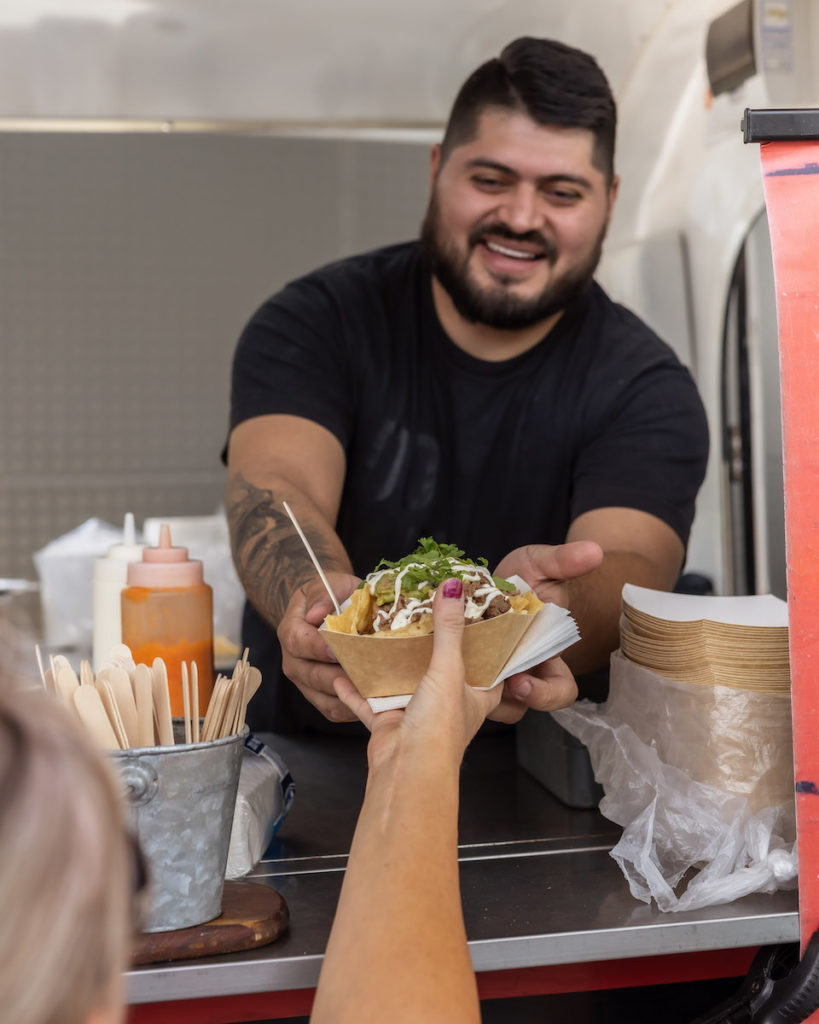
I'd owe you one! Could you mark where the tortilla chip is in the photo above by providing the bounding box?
[324,587,375,635]
[509,591,543,615]
[323,602,357,635]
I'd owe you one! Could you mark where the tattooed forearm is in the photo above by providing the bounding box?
[226,472,350,628]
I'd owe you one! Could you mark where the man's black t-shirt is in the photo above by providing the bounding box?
[229,241,709,731]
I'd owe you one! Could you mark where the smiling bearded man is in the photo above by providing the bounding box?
[224,36,709,735]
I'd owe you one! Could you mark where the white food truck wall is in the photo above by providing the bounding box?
[1,0,817,597]
[595,0,818,598]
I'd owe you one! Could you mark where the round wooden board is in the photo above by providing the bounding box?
[132,879,289,965]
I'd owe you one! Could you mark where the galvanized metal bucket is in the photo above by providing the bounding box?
[111,723,246,932]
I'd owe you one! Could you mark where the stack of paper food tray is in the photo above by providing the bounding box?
[620,584,790,695]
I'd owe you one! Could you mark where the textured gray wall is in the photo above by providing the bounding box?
[0,131,431,578]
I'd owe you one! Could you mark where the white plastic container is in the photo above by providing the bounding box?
[92,513,144,671]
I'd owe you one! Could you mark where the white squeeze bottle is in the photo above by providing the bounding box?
[92,513,145,671]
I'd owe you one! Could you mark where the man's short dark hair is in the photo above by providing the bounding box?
[439,37,617,183]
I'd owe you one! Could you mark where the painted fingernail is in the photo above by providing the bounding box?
[442,578,463,599]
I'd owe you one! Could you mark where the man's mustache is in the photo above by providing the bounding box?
[468,223,558,264]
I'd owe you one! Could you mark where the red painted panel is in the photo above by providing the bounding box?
[127,986,316,1023]
[126,948,755,1022]
[758,141,819,967]
[474,947,754,999]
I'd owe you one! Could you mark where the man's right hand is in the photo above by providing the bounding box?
[277,572,361,721]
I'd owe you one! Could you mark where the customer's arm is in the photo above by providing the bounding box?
[310,581,575,1024]
[225,413,360,721]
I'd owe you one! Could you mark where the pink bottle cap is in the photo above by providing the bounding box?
[127,524,205,588]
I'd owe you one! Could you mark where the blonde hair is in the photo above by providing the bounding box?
[0,678,134,1024]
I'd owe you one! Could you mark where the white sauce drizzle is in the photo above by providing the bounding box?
[365,560,511,632]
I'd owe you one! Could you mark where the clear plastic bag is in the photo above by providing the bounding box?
[553,651,797,912]
[33,517,124,649]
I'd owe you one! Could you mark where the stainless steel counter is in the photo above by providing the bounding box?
[126,729,799,1006]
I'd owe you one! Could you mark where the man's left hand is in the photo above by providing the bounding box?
[490,656,578,724]
[489,540,603,723]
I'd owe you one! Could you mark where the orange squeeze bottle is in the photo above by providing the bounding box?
[121,523,214,717]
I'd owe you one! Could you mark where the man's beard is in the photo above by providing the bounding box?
[419,194,605,330]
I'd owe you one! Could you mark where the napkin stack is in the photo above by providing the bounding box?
[620,584,790,694]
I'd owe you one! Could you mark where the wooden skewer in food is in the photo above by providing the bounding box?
[282,500,341,614]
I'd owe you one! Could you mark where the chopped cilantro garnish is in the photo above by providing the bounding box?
[492,575,516,593]
[366,538,513,593]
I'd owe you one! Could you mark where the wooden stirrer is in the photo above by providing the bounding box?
[107,668,139,747]
[151,658,174,746]
[181,662,192,744]
[238,666,262,732]
[54,665,80,703]
[202,674,230,741]
[133,664,155,747]
[73,686,121,750]
[34,644,47,688]
[191,661,200,743]
[96,679,129,749]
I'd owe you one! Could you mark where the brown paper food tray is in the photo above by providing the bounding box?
[322,609,535,698]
